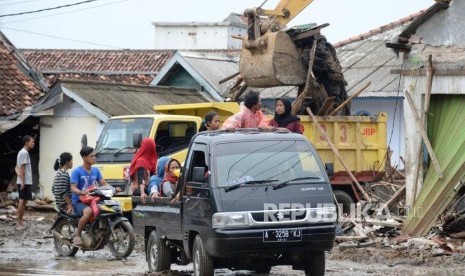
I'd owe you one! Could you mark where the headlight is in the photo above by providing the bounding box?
[212,212,249,228]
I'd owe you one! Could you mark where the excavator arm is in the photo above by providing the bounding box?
[252,0,315,34]
[240,0,316,87]
[236,0,351,116]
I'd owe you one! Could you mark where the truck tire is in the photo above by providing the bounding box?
[193,235,214,276]
[147,230,171,271]
[334,190,354,215]
[305,251,325,276]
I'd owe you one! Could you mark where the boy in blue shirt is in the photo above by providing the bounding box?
[70,146,113,246]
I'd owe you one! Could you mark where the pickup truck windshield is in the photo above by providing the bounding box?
[215,140,325,188]
[95,118,153,154]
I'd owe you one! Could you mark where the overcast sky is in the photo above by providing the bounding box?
[0,0,433,49]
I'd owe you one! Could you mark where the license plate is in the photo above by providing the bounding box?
[263,228,302,242]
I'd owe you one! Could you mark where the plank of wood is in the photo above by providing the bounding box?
[329,82,371,116]
[404,91,443,178]
[317,97,335,115]
[219,72,240,84]
[413,55,435,204]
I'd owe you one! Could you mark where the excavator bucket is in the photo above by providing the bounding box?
[239,31,306,87]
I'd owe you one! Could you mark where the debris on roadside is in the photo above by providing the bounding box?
[0,191,55,214]
[335,162,465,259]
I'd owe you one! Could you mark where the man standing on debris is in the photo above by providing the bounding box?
[221,91,270,129]
[15,135,35,230]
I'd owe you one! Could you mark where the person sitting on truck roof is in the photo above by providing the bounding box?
[269,97,303,134]
[199,111,221,132]
[221,91,270,129]
[161,159,181,198]
[148,156,169,199]
[129,138,157,203]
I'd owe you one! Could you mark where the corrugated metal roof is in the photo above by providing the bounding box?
[174,51,298,99]
[335,24,410,97]
[335,12,422,98]
[59,79,210,117]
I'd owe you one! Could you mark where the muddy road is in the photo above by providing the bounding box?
[1,211,465,275]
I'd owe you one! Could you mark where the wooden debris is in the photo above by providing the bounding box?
[338,240,376,250]
[329,82,371,116]
[405,91,443,178]
[26,200,55,212]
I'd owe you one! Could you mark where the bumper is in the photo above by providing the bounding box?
[205,223,335,258]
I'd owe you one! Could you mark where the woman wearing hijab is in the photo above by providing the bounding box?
[161,159,181,198]
[269,97,303,134]
[129,138,157,202]
[148,156,170,199]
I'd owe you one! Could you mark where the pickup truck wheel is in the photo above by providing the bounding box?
[334,190,354,215]
[147,230,171,271]
[304,251,325,276]
[193,235,214,276]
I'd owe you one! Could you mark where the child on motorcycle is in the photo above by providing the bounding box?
[52,152,73,214]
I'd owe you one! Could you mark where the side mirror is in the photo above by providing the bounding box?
[81,134,88,148]
[133,132,142,148]
[325,163,334,177]
[192,167,206,183]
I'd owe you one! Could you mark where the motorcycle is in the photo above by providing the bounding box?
[51,187,135,258]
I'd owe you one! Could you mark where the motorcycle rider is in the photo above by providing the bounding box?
[70,146,115,246]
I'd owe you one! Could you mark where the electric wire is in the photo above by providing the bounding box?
[0,25,123,49]
[1,0,128,25]
[0,0,100,18]
[0,0,44,7]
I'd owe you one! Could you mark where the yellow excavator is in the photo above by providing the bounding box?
[237,0,350,115]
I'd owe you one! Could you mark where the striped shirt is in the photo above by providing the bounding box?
[52,169,71,210]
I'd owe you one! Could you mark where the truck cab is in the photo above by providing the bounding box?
[133,129,337,276]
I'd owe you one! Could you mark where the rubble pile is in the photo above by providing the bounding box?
[0,191,54,224]
[336,166,465,258]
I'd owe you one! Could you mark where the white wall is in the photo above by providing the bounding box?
[417,0,465,47]
[351,98,405,169]
[154,24,246,49]
[39,97,103,199]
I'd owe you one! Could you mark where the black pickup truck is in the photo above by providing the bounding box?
[132,129,337,276]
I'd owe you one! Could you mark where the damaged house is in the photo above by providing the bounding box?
[0,31,48,194]
[385,0,465,236]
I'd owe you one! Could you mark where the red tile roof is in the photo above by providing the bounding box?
[21,49,175,73]
[0,36,44,116]
[333,10,424,48]
[20,49,240,85]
